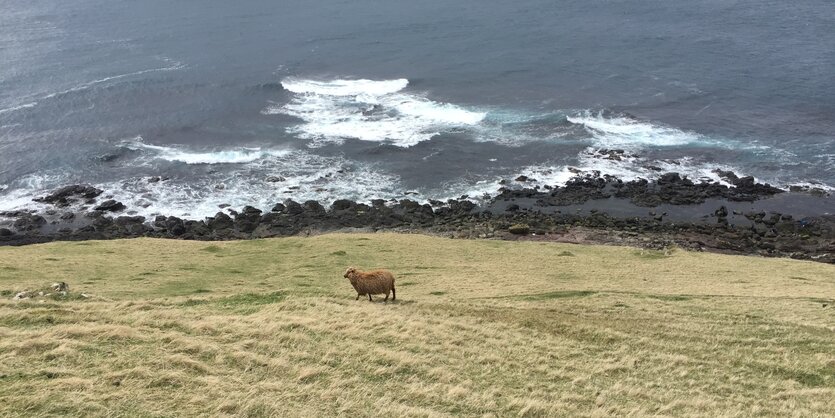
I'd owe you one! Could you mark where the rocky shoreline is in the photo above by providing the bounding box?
[1,171,833,264]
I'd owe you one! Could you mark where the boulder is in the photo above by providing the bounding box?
[303,200,326,214]
[284,200,304,215]
[35,185,103,206]
[207,212,234,230]
[234,206,263,233]
[331,199,356,211]
[94,200,126,212]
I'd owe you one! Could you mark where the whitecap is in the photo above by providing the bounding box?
[567,111,706,148]
[100,150,402,219]
[123,139,291,165]
[280,77,409,96]
[269,77,486,147]
[0,102,38,115]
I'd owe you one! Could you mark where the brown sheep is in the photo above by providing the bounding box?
[343,267,396,302]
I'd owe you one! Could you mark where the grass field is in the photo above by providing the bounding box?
[1,233,834,417]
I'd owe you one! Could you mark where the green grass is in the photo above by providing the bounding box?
[0,233,834,417]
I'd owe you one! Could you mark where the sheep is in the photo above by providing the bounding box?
[343,267,396,302]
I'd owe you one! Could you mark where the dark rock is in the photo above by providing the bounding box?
[284,200,304,215]
[303,200,326,214]
[271,203,286,213]
[0,228,12,237]
[266,176,286,183]
[234,206,262,233]
[114,216,145,226]
[13,215,47,231]
[96,153,120,163]
[810,188,828,197]
[35,185,103,207]
[448,200,477,214]
[515,175,530,182]
[207,212,234,230]
[94,200,126,212]
[713,169,739,183]
[331,199,356,211]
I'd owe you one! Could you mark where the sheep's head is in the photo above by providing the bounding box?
[343,267,357,279]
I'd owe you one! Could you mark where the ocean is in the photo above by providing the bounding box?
[2,0,834,219]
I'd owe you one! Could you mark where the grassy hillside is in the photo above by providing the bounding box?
[1,234,834,417]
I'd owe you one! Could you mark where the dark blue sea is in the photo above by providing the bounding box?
[2,0,833,218]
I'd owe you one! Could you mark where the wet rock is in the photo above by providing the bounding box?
[207,212,234,230]
[266,176,286,183]
[96,153,120,163]
[331,199,356,211]
[810,188,828,197]
[0,228,13,237]
[448,200,476,214]
[284,200,304,215]
[713,169,739,184]
[303,200,326,214]
[34,185,103,207]
[94,200,126,212]
[13,215,47,231]
[271,203,286,213]
[164,216,186,236]
[234,206,263,233]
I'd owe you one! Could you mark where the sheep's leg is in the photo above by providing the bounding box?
[384,291,389,302]
[368,294,373,302]
[392,286,396,301]
[356,294,360,301]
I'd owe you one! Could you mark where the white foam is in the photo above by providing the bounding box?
[100,150,402,219]
[280,77,409,96]
[124,139,291,165]
[567,111,707,148]
[0,173,69,214]
[510,149,745,191]
[269,77,486,147]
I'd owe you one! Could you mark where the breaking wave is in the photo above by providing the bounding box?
[265,77,486,147]
[123,139,291,165]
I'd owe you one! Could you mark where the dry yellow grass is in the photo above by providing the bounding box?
[0,233,833,417]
